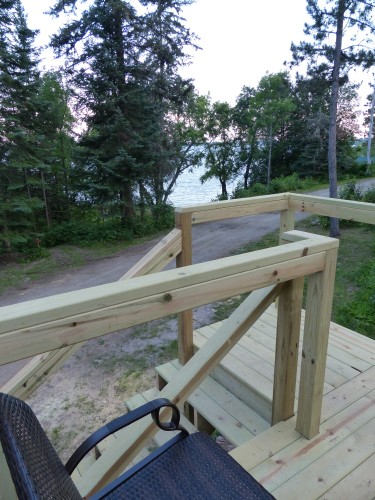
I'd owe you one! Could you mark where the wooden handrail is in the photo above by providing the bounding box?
[0,234,336,365]
[73,232,338,495]
[1,228,182,398]
[0,229,339,494]
[288,193,375,224]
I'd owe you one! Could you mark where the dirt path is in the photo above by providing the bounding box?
[1,182,374,460]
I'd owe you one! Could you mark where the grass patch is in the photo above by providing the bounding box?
[213,218,375,337]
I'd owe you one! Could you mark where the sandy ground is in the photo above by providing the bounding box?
[1,182,374,461]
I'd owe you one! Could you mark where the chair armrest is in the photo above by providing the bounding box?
[65,398,188,474]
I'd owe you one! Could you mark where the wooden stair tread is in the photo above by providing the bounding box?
[155,359,269,446]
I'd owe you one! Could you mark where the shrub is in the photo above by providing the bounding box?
[43,220,132,247]
[42,204,174,248]
[231,174,317,199]
[363,186,375,204]
[338,180,363,201]
[19,245,50,263]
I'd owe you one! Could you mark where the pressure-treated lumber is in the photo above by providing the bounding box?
[288,193,375,225]
[1,345,81,398]
[120,228,181,279]
[184,199,289,224]
[0,237,336,366]
[156,359,269,443]
[175,192,288,214]
[0,235,337,336]
[272,276,304,425]
[0,253,324,366]
[230,365,375,473]
[251,391,375,496]
[175,211,194,364]
[296,247,338,438]
[75,284,283,496]
[0,230,181,398]
[279,209,295,244]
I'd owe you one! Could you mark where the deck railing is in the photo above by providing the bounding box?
[2,190,374,494]
[1,192,374,399]
[175,192,375,364]
[1,229,339,495]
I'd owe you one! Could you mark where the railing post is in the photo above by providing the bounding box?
[275,208,296,310]
[296,246,338,439]
[279,208,295,244]
[175,211,194,364]
[272,276,304,425]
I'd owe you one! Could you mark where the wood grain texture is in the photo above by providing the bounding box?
[296,247,338,438]
[120,228,181,279]
[175,211,193,364]
[272,277,304,425]
[75,284,283,496]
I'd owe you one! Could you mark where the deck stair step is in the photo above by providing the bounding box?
[193,324,274,421]
[155,359,269,446]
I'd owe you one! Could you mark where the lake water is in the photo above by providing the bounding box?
[168,165,240,206]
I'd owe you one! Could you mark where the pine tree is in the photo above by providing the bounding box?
[50,0,197,220]
[291,0,375,236]
[0,0,43,249]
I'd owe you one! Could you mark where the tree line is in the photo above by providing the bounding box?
[1,0,374,253]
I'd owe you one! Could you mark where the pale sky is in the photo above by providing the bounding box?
[22,1,371,106]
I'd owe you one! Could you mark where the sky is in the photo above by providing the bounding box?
[22,0,372,107]
[23,0,307,104]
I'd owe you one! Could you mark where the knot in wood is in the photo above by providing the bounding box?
[163,293,172,303]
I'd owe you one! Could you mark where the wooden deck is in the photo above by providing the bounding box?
[2,194,374,497]
[154,303,375,499]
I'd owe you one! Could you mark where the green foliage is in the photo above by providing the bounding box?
[232,174,317,199]
[43,205,174,247]
[363,186,375,204]
[338,180,364,202]
[43,221,131,247]
[201,100,238,199]
[50,0,197,219]
[19,246,50,263]
[336,259,375,337]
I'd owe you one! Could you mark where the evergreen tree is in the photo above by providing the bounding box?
[0,0,43,249]
[50,0,197,220]
[291,0,375,236]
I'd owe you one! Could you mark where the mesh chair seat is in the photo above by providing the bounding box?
[94,432,273,499]
[0,392,274,499]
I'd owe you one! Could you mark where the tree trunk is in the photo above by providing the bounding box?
[267,123,273,187]
[121,180,135,220]
[244,132,256,189]
[367,82,375,172]
[327,0,345,238]
[40,169,51,228]
[220,177,228,199]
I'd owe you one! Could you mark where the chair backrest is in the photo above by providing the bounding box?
[0,393,81,499]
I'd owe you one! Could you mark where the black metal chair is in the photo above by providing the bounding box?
[0,392,274,499]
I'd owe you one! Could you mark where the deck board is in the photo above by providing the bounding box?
[218,305,375,499]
